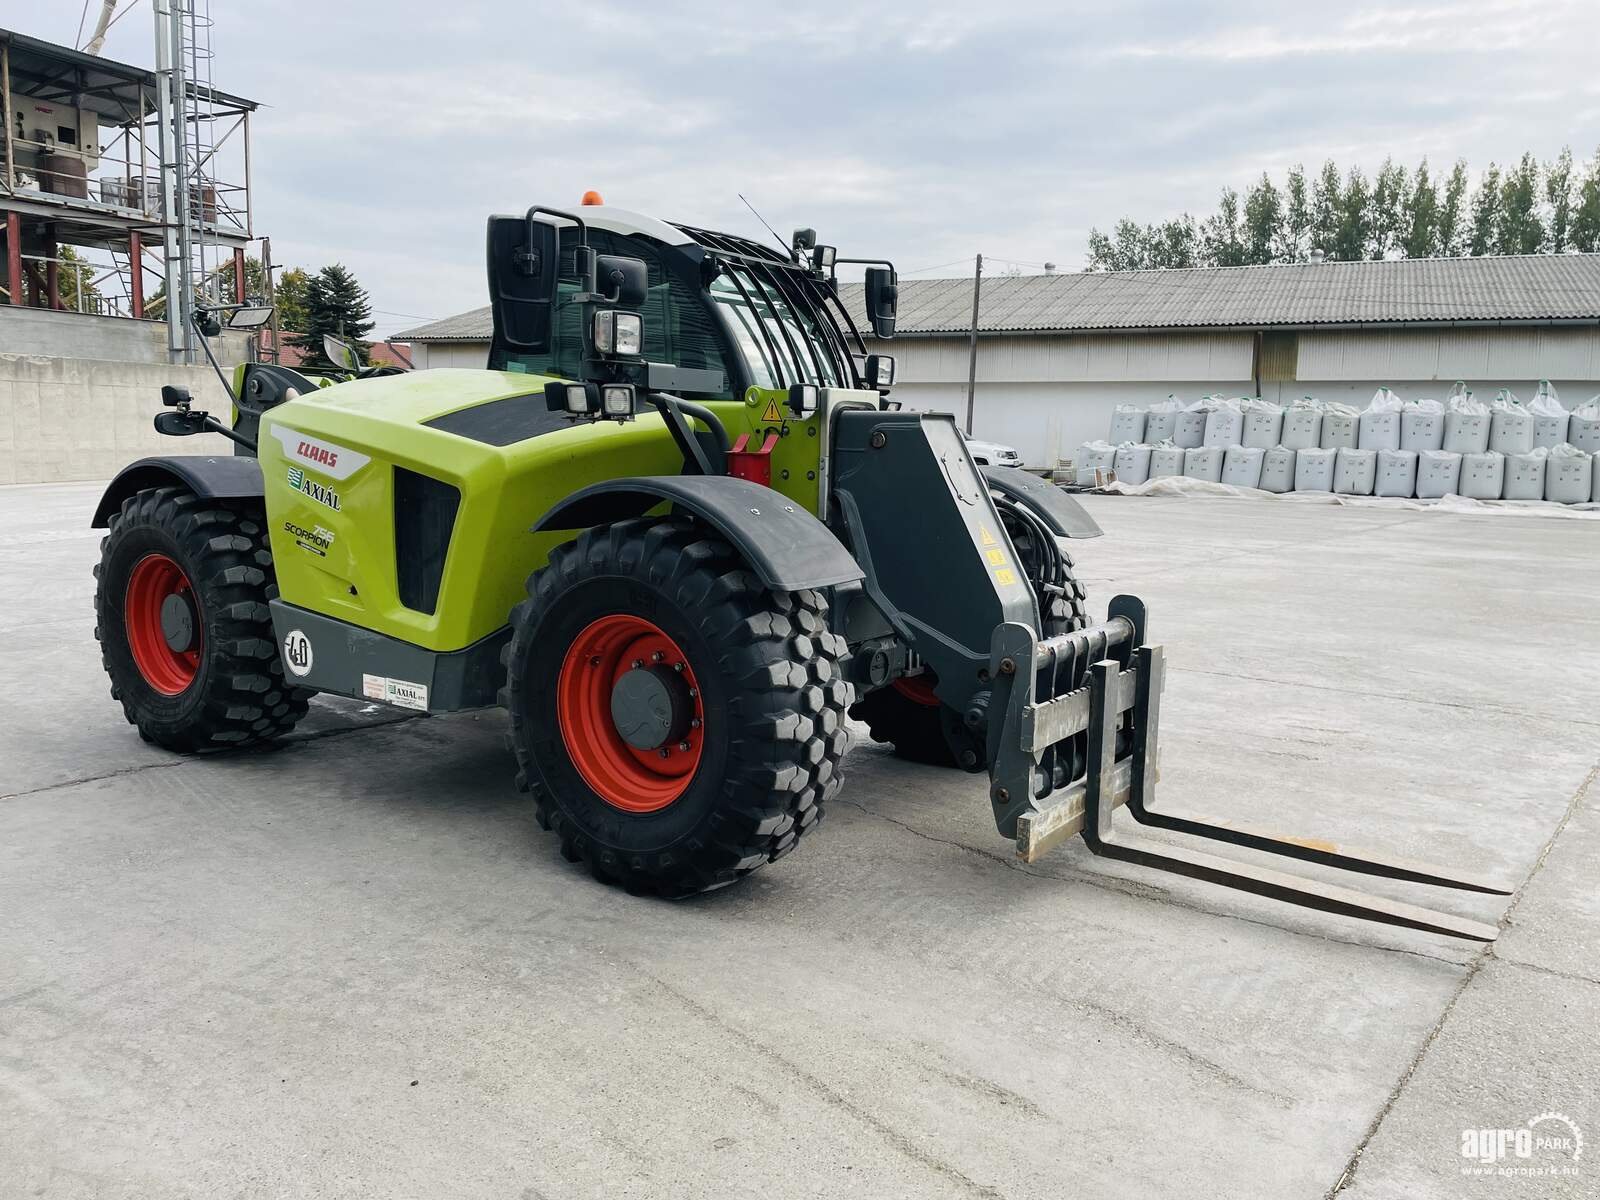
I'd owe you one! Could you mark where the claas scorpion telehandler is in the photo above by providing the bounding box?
[90,199,1508,939]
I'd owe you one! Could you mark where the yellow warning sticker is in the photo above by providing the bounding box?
[760,397,785,423]
[985,548,1007,566]
[994,568,1018,586]
[979,524,998,546]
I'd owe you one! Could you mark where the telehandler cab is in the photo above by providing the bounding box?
[91,199,1507,939]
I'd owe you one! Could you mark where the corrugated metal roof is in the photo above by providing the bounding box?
[396,254,1600,342]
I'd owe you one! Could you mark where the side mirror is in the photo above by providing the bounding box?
[323,334,363,372]
[864,353,896,390]
[593,254,648,307]
[865,267,897,339]
[487,213,559,353]
[194,310,223,337]
[228,305,274,330]
[161,384,193,408]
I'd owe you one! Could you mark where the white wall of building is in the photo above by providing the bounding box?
[410,342,487,370]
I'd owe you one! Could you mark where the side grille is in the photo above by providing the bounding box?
[393,468,460,614]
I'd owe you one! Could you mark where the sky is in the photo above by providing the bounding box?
[9,0,1600,335]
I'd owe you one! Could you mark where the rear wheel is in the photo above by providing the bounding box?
[94,486,311,751]
[849,499,1088,767]
[503,518,853,897]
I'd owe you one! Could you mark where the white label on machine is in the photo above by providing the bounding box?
[282,629,314,677]
[269,425,372,481]
[363,673,429,711]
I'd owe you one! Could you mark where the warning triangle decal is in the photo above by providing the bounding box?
[979,524,998,546]
[761,397,785,423]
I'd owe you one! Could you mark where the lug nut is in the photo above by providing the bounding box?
[674,661,685,672]
[678,741,691,752]
[590,655,601,667]
[688,688,698,698]
[632,659,645,669]
[999,657,1016,675]
[689,717,701,729]
[659,749,671,759]
[652,650,664,662]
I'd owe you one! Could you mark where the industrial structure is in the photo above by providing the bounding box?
[400,252,1600,468]
[0,9,261,364]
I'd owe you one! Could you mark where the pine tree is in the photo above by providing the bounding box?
[1468,164,1502,256]
[289,264,374,367]
[1402,160,1439,258]
[1332,168,1372,260]
[1310,161,1342,257]
[1242,173,1283,263]
[1572,147,1600,252]
[1278,164,1311,261]
[1497,153,1543,254]
[1371,159,1409,259]
[1438,160,1469,255]
[1544,146,1574,252]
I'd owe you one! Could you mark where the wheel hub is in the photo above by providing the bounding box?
[159,591,197,652]
[609,666,691,751]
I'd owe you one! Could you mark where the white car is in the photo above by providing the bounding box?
[961,431,1024,468]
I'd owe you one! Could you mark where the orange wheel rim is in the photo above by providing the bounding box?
[556,614,704,813]
[125,552,202,695]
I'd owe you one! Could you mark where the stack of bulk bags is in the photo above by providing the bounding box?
[1400,398,1446,450]
[1488,390,1534,455]
[1529,381,1569,449]
[1173,400,1208,448]
[1334,447,1377,495]
[1294,447,1336,492]
[1504,447,1548,500]
[1108,404,1146,444]
[1202,397,1246,447]
[1222,445,1266,488]
[1546,443,1594,503]
[1281,398,1323,450]
[1183,444,1224,482]
[1459,451,1505,500]
[1241,399,1284,449]
[1113,442,1153,485]
[1443,384,1490,453]
[1416,449,1463,499]
[1144,396,1182,443]
[1359,387,1403,450]
[1076,440,1118,487]
[1570,398,1600,453]
[1149,442,1186,479]
[1319,402,1360,449]
[1259,447,1296,493]
[1374,449,1418,497]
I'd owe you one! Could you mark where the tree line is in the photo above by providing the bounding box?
[1086,147,1600,271]
[214,258,375,368]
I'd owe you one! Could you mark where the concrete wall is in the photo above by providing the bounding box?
[0,307,251,366]
[0,353,233,485]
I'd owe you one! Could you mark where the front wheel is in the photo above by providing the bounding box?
[502,518,853,897]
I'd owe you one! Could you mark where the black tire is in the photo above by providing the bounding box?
[502,517,853,897]
[848,506,1089,766]
[94,486,312,752]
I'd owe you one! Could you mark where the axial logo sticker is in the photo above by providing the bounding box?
[283,520,335,557]
[287,466,342,511]
[268,425,371,481]
[282,629,314,677]
[362,673,429,712]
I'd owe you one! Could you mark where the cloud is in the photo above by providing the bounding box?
[24,0,1598,335]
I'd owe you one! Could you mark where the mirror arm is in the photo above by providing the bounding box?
[189,309,241,408]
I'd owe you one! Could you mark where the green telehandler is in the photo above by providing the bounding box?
[91,199,1507,939]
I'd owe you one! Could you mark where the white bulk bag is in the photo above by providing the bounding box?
[1415,449,1463,499]
[1221,444,1266,488]
[1173,400,1208,449]
[1241,400,1285,449]
[1182,444,1224,482]
[1503,447,1548,501]
[1374,448,1418,497]
[1113,442,1153,485]
[1530,381,1569,449]
[1149,443,1185,479]
[1594,450,1600,502]
[1281,398,1323,450]
[1202,398,1246,448]
[1319,403,1359,450]
[1109,404,1147,444]
[1259,446,1296,493]
[1358,387,1404,451]
[1294,446,1336,492]
[1400,398,1445,451]
[1488,390,1534,455]
[1546,443,1594,503]
[1144,396,1182,443]
[1569,398,1600,453]
[1459,451,1505,500]
[1076,440,1118,487]
[1443,385,1490,454]
[1334,447,1377,495]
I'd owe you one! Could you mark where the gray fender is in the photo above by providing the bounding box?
[534,476,864,592]
[981,464,1102,539]
[91,455,264,527]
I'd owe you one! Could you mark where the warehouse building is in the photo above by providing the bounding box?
[397,253,1600,469]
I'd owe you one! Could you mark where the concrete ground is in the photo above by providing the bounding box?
[2,481,1596,1200]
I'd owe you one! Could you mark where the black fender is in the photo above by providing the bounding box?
[534,476,865,592]
[91,456,264,527]
[981,464,1102,539]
